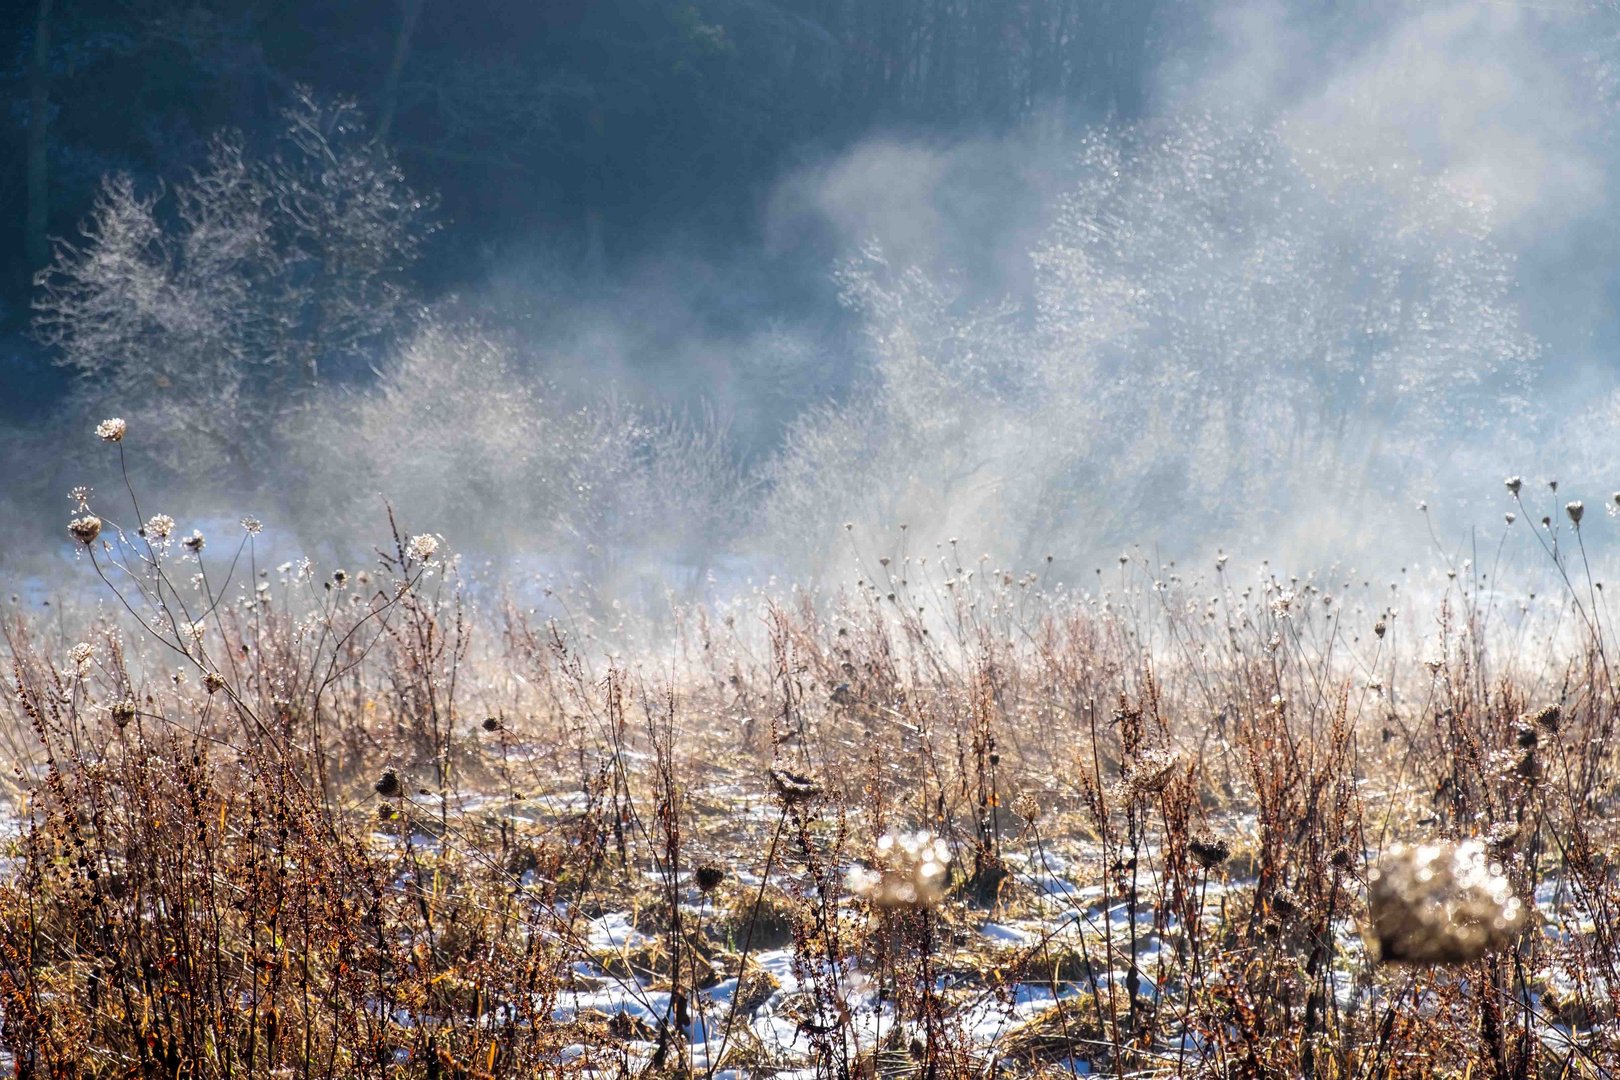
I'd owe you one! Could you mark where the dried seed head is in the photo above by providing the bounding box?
[181,530,205,554]
[145,514,175,540]
[1013,792,1042,825]
[375,770,402,798]
[95,418,126,443]
[1567,501,1584,526]
[68,642,95,675]
[849,831,951,910]
[1189,835,1231,869]
[481,716,500,732]
[1516,725,1538,749]
[110,699,138,728]
[1505,476,1522,496]
[203,672,226,695]
[1373,619,1387,639]
[1367,840,1524,964]
[769,767,822,805]
[69,515,102,545]
[694,863,726,894]
[1530,704,1561,734]
[406,534,440,562]
[1485,821,1520,859]
[1270,885,1302,917]
[1127,748,1180,796]
[240,517,262,535]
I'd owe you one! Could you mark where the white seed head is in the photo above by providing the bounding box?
[851,831,952,910]
[1367,840,1524,964]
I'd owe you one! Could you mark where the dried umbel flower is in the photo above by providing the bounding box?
[406,534,440,562]
[849,831,951,910]
[1373,619,1388,639]
[181,530,205,554]
[69,486,91,510]
[1269,884,1304,918]
[1367,840,1525,964]
[1567,501,1585,526]
[769,767,822,805]
[480,716,500,732]
[1505,476,1522,496]
[1529,704,1561,734]
[1127,748,1180,796]
[68,642,95,675]
[1516,726,1539,750]
[69,515,102,545]
[203,672,226,695]
[375,770,403,798]
[240,517,262,535]
[144,514,175,540]
[1013,792,1042,825]
[1485,822,1520,859]
[109,699,138,728]
[694,863,726,894]
[1189,835,1231,869]
[95,417,126,443]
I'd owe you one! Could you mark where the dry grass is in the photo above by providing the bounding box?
[2,431,1618,1078]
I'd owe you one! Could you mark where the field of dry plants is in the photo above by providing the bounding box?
[2,421,1618,1079]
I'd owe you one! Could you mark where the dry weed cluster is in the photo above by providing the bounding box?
[1,424,1618,1079]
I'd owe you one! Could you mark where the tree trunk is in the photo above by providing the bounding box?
[25,0,53,277]
[376,0,425,143]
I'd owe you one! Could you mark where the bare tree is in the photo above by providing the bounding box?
[33,88,432,479]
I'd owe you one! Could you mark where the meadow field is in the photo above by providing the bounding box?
[2,423,1616,1080]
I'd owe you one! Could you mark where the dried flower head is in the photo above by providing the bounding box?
[69,515,102,545]
[694,863,726,894]
[181,530,205,554]
[481,716,500,732]
[1189,835,1231,869]
[375,770,403,798]
[769,767,822,805]
[1567,501,1584,526]
[1485,821,1520,859]
[1127,748,1180,796]
[144,514,175,540]
[68,642,95,675]
[240,517,262,535]
[203,672,226,695]
[69,486,92,510]
[1367,840,1525,964]
[95,418,126,443]
[849,831,952,910]
[406,534,440,562]
[110,699,138,728]
[1530,704,1562,733]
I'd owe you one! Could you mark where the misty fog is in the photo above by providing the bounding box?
[4,0,1620,609]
